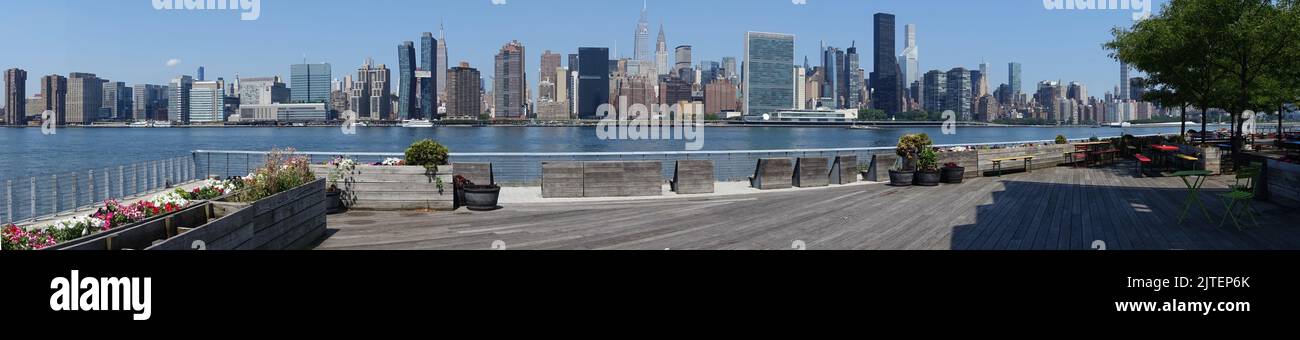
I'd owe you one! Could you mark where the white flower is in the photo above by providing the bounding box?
[149,191,191,208]
[381,158,405,166]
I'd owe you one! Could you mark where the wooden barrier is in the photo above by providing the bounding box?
[311,165,453,211]
[794,157,830,188]
[542,162,584,198]
[542,161,663,198]
[210,178,327,250]
[830,155,859,185]
[937,150,979,179]
[454,162,495,185]
[749,158,794,190]
[869,153,900,182]
[60,204,225,250]
[671,160,715,194]
[976,145,1073,176]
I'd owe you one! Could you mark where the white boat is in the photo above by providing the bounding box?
[401,119,434,128]
[129,121,150,128]
[151,121,172,128]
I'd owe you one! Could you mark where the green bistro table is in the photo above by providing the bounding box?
[1174,170,1214,224]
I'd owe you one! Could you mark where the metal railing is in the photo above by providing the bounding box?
[193,134,1170,186]
[1,156,196,225]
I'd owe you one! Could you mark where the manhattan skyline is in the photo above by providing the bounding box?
[0,0,1163,106]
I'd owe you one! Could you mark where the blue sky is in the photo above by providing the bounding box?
[0,0,1165,105]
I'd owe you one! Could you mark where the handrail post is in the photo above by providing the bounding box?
[71,173,78,210]
[4,180,11,224]
[51,175,58,215]
[118,166,124,198]
[88,170,95,204]
[30,177,36,222]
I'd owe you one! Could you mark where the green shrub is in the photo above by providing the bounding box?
[917,148,939,172]
[231,148,316,203]
[895,133,933,172]
[1055,135,1068,144]
[405,139,450,171]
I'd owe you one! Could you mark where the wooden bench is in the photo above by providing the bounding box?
[749,158,794,190]
[671,160,715,194]
[794,157,830,188]
[1134,154,1153,178]
[830,155,859,185]
[1175,154,1200,170]
[990,156,1034,177]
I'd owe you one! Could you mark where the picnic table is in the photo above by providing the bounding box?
[1173,170,1214,225]
[1150,144,1180,171]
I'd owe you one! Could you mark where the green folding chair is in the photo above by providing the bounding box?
[1220,165,1261,231]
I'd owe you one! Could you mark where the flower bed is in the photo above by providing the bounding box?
[200,149,326,250]
[2,179,237,251]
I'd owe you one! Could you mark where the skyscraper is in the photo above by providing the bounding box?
[437,23,449,101]
[238,77,289,106]
[448,62,481,119]
[1008,62,1022,98]
[722,57,737,82]
[675,45,693,79]
[845,44,861,109]
[493,40,527,119]
[398,41,417,120]
[189,80,225,123]
[656,24,669,76]
[1119,62,1130,101]
[872,13,901,115]
[291,63,332,109]
[132,84,166,121]
[540,50,562,101]
[577,47,611,120]
[898,24,919,88]
[41,74,68,125]
[101,81,131,120]
[4,68,26,125]
[822,45,839,107]
[420,32,438,120]
[944,68,972,120]
[350,59,391,121]
[743,31,795,116]
[67,72,103,125]
[197,66,205,82]
[632,2,652,76]
[922,70,946,113]
[976,62,991,97]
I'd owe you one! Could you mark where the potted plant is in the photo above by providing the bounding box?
[405,139,451,193]
[325,156,356,214]
[455,175,501,211]
[914,147,941,186]
[941,162,965,184]
[890,133,931,186]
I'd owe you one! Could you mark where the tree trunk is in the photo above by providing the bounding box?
[1180,104,1188,141]
[1200,102,1209,145]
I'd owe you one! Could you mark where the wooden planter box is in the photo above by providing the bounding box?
[57,203,251,250]
[311,164,453,211]
[41,192,238,251]
[1266,159,1300,208]
[198,178,328,250]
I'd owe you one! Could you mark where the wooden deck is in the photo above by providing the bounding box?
[318,162,1300,250]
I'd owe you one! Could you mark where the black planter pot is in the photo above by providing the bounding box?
[325,190,347,214]
[888,170,914,187]
[463,185,502,211]
[941,167,966,184]
[914,170,941,187]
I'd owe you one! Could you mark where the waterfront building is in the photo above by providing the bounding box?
[577,47,610,120]
[1129,77,1147,102]
[722,57,738,83]
[944,68,972,120]
[976,94,998,122]
[793,67,807,110]
[291,63,332,109]
[614,75,656,113]
[705,78,739,114]
[1067,82,1087,103]
[189,80,225,123]
[169,75,193,123]
[420,32,438,120]
[41,75,68,124]
[239,76,289,106]
[494,40,527,119]
[197,66,205,82]
[922,70,946,114]
[67,72,103,125]
[554,67,570,117]
[821,45,840,108]
[660,77,692,106]
[132,84,167,121]
[25,95,44,122]
[1119,62,1130,101]
[350,58,392,121]
[1035,80,1063,120]
[845,44,861,109]
[540,50,562,102]
[898,24,919,89]
[4,68,26,125]
[398,41,418,120]
[238,103,327,122]
[743,31,795,117]
[448,62,482,119]
[872,13,901,115]
[632,3,653,76]
[101,81,131,120]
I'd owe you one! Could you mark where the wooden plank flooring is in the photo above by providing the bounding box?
[318,162,1300,250]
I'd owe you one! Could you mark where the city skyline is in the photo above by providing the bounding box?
[0,0,1163,108]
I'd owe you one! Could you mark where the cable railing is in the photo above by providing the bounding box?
[193,134,1174,186]
[1,156,196,225]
